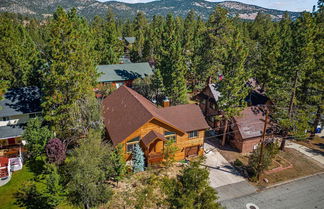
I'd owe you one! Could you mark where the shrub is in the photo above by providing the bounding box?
[234,159,244,167]
[45,138,66,164]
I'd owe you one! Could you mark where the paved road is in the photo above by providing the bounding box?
[203,142,256,201]
[221,173,324,209]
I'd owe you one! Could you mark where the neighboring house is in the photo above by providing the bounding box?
[194,78,272,153]
[0,86,41,161]
[102,86,209,165]
[118,36,136,60]
[231,106,271,153]
[97,62,154,88]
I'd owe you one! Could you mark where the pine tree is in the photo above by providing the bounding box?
[92,10,123,64]
[107,145,126,185]
[0,15,39,88]
[132,144,145,173]
[199,7,234,85]
[159,14,188,104]
[42,7,98,138]
[132,12,148,62]
[249,12,281,90]
[163,158,222,209]
[201,7,250,145]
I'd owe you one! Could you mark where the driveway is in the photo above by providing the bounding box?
[286,141,324,165]
[203,142,256,201]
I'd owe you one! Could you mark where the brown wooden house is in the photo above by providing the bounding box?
[102,86,209,164]
[194,79,272,153]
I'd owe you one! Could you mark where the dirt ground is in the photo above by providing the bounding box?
[218,145,324,188]
[293,136,324,153]
[257,148,324,187]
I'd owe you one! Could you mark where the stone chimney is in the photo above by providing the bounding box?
[162,97,170,107]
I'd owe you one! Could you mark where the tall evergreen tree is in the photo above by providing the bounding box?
[132,12,148,62]
[92,10,123,64]
[158,14,188,104]
[0,15,39,88]
[42,7,98,138]
[249,12,281,90]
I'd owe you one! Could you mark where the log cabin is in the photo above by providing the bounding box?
[102,86,209,165]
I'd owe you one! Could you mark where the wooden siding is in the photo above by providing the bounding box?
[117,118,205,163]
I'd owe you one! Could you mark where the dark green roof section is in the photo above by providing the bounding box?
[97,62,154,83]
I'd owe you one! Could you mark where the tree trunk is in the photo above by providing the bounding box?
[288,71,298,118]
[221,120,228,146]
[280,137,287,151]
[310,106,322,139]
[281,71,298,151]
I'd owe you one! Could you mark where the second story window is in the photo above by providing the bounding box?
[126,136,140,153]
[188,131,198,139]
[164,131,176,141]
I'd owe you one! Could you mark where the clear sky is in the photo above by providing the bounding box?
[98,0,318,12]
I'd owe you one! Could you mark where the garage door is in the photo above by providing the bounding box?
[185,146,199,157]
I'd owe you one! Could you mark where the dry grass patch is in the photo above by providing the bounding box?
[257,148,324,187]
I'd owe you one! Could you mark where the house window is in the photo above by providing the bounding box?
[164,131,175,136]
[166,135,176,141]
[188,131,198,139]
[164,131,176,141]
[126,143,137,153]
[126,136,140,153]
[210,102,216,110]
[2,117,9,121]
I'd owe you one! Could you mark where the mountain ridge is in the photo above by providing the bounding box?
[0,0,300,20]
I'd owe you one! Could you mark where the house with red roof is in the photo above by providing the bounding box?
[102,86,210,164]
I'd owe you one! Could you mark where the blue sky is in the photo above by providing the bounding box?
[98,0,318,12]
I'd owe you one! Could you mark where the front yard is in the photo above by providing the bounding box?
[293,136,324,154]
[219,147,324,188]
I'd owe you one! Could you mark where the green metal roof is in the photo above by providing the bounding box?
[97,62,154,83]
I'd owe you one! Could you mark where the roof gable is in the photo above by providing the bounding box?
[141,130,166,147]
[102,86,208,146]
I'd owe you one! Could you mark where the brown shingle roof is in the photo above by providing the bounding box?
[141,130,166,147]
[233,106,268,139]
[102,86,209,146]
[158,104,210,132]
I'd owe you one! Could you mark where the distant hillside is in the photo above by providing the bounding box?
[0,0,300,20]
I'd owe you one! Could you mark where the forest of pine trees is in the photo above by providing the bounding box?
[0,1,323,208]
[1,2,323,140]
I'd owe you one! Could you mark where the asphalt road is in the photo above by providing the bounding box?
[221,173,324,209]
